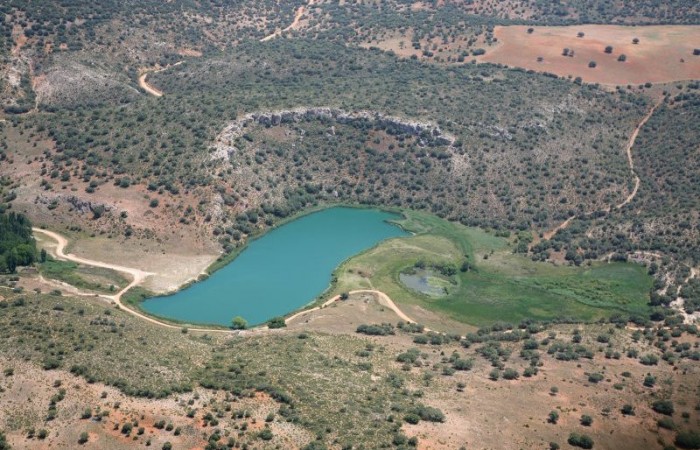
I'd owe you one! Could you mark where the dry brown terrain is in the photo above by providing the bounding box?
[481,25,700,85]
[0,358,311,449]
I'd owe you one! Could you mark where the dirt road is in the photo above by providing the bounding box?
[32,228,426,333]
[614,100,661,210]
[138,61,183,97]
[260,1,311,42]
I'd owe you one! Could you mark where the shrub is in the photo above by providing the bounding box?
[588,61,597,68]
[452,358,473,371]
[644,374,656,387]
[581,415,593,426]
[605,46,613,54]
[503,368,519,380]
[231,316,248,330]
[267,317,286,329]
[404,413,420,424]
[548,410,559,424]
[640,354,659,365]
[0,431,9,449]
[658,417,675,430]
[622,404,635,416]
[356,323,394,336]
[568,433,594,449]
[78,431,89,444]
[676,431,700,449]
[414,406,445,423]
[653,400,675,416]
[588,373,604,383]
[259,428,273,441]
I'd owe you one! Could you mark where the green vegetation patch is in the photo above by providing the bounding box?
[331,210,652,326]
[40,259,129,294]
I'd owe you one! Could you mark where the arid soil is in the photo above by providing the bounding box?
[0,358,312,449]
[481,25,700,85]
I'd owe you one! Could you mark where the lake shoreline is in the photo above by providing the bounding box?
[138,205,409,327]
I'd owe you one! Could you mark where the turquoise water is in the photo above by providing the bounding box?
[141,207,407,326]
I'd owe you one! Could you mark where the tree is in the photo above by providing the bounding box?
[503,368,519,380]
[527,28,534,34]
[652,400,674,416]
[621,404,635,416]
[231,316,248,330]
[588,61,597,68]
[643,374,656,387]
[605,45,613,54]
[581,415,593,426]
[618,54,627,62]
[568,433,594,449]
[267,317,286,329]
[675,431,700,449]
[633,38,640,44]
[259,427,273,441]
[548,410,559,424]
[0,431,10,450]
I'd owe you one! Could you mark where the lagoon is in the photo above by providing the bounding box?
[141,207,407,326]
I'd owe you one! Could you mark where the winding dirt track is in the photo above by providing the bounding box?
[260,0,312,42]
[32,228,424,333]
[138,61,183,97]
[613,100,661,210]
[541,100,660,240]
[138,72,163,97]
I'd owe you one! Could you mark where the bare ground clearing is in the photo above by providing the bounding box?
[481,25,700,85]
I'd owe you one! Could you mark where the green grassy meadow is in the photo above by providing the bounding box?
[330,210,653,326]
[40,259,129,294]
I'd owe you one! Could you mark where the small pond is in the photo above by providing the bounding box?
[399,268,453,298]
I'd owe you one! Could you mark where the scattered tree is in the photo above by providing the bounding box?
[231,316,248,330]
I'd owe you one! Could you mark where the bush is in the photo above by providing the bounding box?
[622,404,635,416]
[644,374,656,387]
[414,406,445,423]
[640,354,659,365]
[581,415,593,426]
[658,417,675,430]
[548,410,559,424]
[267,317,286,329]
[231,316,248,330]
[404,413,420,424]
[653,400,675,416]
[0,432,10,449]
[259,427,273,441]
[588,373,604,383]
[452,358,473,371]
[503,368,519,380]
[676,431,700,449]
[78,431,89,444]
[356,323,394,336]
[568,432,594,449]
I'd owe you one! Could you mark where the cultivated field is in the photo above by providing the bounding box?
[481,25,700,85]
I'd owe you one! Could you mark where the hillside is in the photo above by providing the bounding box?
[0,1,699,449]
